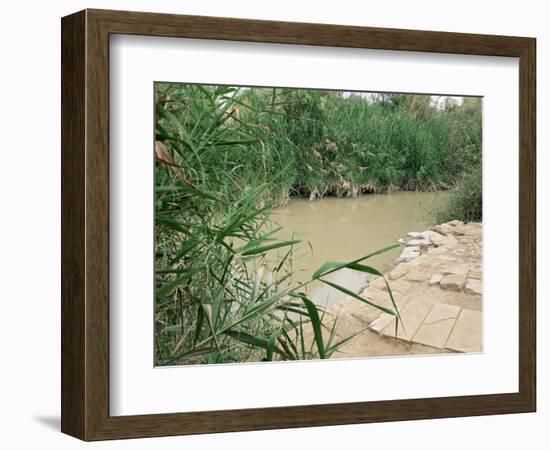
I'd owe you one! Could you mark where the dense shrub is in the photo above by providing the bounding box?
[437,164,482,222]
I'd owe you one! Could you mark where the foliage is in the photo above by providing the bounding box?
[437,164,482,222]
[154,84,402,365]
[155,87,482,203]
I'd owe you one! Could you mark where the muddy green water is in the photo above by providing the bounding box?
[270,191,447,307]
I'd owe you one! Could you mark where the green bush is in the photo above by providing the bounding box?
[437,165,482,222]
[154,84,401,365]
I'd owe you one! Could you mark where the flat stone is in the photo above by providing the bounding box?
[438,255,457,262]
[469,270,482,280]
[323,309,368,340]
[369,312,396,333]
[380,298,435,341]
[447,220,464,227]
[328,291,398,327]
[362,287,409,308]
[465,278,482,295]
[449,228,465,236]
[412,303,461,348]
[408,238,431,247]
[432,224,453,236]
[427,247,447,255]
[398,246,420,262]
[429,273,444,285]
[407,232,423,238]
[445,309,482,352]
[423,231,446,246]
[440,274,466,291]
[404,270,427,283]
[440,235,459,248]
[368,277,388,291]
[388,265,409,281]
[441,265,469,276]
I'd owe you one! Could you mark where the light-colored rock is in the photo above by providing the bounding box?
[369,312,396,333]
[438,255,457,262]
[407,238,431,247]
[362,287,409,308]
[412,303,461,348]
[404,269,427,283]
[327,289,407,327]
[322,309,368,340]
[449,228,465,236]
[407,231,423,238]
[368,277,387,291]
[429,273,444,285]
[427,247,447,255]
[423,230,446,246]
[445,309,482,352]
[432,224,453,236]
[398,246,420,262]
[447,220,464,227]
[441,265,469,276]
[440,235,459,248]
[388,265,409,280]
[440,274,466,291]
[465,278,482,295]
[380,298,435,341]
[406,257,423,266]
[469,270,482,280]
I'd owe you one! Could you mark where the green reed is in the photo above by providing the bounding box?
[154,84,404,365]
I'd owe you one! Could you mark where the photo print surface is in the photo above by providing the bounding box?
[154,83,482,367]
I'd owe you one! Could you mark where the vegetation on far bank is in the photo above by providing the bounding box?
[154,84,481,365]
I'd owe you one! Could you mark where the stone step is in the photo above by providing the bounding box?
[376,298,435,341]
[370,301,481,353]
[445,309,482,353]
[412,303,460,349]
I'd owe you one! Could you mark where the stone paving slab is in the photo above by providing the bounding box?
[388,265,409,281]
[469,270,482,280]
[379,298,435,341]
[412,303,461,349]
[445,309,482,352]
[404,269,427,283]
[369,311,396,333]
[429,273,443,285]
[440,274,466,291]
[465,278,482,295]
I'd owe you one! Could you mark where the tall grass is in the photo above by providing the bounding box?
[282,92,482,197]
[180,87,481,203]
[436,164,482,222]
[154,84,402,365]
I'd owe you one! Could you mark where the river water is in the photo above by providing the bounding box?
[270,191,447,307]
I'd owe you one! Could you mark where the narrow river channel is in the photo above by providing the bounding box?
[270,191,448,307]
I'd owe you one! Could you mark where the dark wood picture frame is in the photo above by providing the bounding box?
[61,8,536,441]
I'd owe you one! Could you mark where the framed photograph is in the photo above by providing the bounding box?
[61,9,536,441]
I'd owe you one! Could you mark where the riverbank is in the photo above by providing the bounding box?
[272,191,449,306]
[307,220,482,357]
